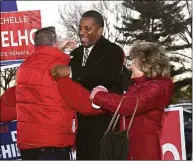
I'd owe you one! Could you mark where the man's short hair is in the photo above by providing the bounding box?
[82,10,104,27]
[34,26,57,46]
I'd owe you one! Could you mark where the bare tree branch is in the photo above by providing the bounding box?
[0,67,17,92]
[57,1,129,48]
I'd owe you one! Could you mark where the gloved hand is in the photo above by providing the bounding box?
[90,85,108,101]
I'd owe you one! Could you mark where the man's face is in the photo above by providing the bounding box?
[79,17,103,48]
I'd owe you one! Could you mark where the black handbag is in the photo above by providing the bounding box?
[99,95,139,160]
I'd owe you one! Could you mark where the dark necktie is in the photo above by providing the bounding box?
[82,48,89,66]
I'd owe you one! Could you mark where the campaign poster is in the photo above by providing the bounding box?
[160,107,186,160]
[0,10,41,61]
[0,121,21,160]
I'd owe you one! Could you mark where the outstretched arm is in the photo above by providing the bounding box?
[57,77,105,116]
[92,83,162,117]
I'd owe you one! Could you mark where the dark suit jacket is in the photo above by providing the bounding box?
[69,36,124,159]
[70,36,124,93]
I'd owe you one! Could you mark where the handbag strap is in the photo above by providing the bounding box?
[110,95,139,134]
[112,113,120,131]
[126,95,139,138]
[103,95,125,135]
[101,95,139,143]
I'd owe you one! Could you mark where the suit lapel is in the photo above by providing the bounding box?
[86,36,107,65]
[76,47,84,66]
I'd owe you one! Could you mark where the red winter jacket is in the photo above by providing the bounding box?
[16,46,102,150]
[93,76,173,160]
[0,86,17,123]
[16,46,72,149]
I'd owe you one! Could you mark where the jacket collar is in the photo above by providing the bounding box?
[132,75,168,85]
[94,35,107,46]
[132,76,147,85]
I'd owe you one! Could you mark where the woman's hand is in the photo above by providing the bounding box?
[90,86,108,101]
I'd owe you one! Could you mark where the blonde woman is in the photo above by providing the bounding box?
[90,42,174,160]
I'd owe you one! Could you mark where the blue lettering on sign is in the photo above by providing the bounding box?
[0,120,21,160]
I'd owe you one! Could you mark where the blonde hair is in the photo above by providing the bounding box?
[129,41,170,78]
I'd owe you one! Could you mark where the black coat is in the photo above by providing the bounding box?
[69,36,124,159]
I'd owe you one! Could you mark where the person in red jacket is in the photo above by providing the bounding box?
[0,86,17,123]
[90,41,174,160]
[16,26,103,160]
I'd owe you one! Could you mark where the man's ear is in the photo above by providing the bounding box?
[97,27,103,35]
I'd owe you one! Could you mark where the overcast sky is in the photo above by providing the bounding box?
[17,1,70,27]
[17,1,94,27]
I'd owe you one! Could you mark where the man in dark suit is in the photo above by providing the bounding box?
[52,10,124,160]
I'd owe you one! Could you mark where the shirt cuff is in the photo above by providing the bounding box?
[92,102,101,109]
[69,66,72,78]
